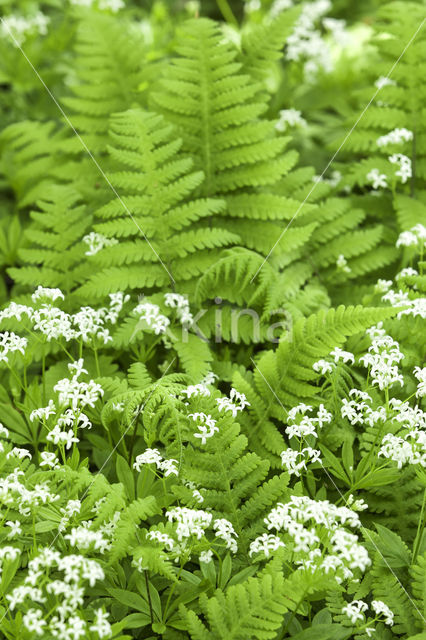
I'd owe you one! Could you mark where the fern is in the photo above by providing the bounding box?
[232,305,400,464]
[410,551,426,630]
[62,12,146,155]
[8,184,92,295]
[108,496,158,564]
[175,400,290,552]
[77,108,234,297]
[181,568,290,640]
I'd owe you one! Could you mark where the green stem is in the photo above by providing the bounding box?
[93,345,101,377]
[413,488,426,563]
[144,570,154,625]
[216,0,238,26]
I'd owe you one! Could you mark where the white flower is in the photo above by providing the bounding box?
[164,293,193,325]
[375,76,396,89]
[54,376,104,410]
[275,109,307,132]
[414,366,426,397]
[213,518,238,552]
[133,448,162,469]
[23,608,46,636]
[342,599,368,624]
[389,153,412,183]
[68,358,88,379]
[32,286,64,303]
[396,267,418,280]
[374,279,393,293]
[199,550,214,563]
[134,448,178,476]
[158,458,179,477]
[30,400,56,422]
[40,451,60,469]
[46,425,79,450]
[190,413,218,445]
[216,389,250,418]
[249,533,285,557]
[83,232,118,256]
[166,507,213,542]
[0,331,28,363]
[371,600,394,626]
[6,520,22,538]
[1,12,50,46]
[98,0,125,11]
[181,383,210,398]
[270,0,293,18]
[396,224,426,249]
[89,609,112,638]
[376,128,413,147]
[336,254,351,273]
[312,359,335,374]
[366,168,387,189]
[330,347,355,364]
[133,301,170,334]
[7,447,32,460]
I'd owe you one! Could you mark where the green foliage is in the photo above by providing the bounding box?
[0,1,425,639]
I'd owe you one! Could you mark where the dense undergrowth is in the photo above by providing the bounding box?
[0,0,425,638]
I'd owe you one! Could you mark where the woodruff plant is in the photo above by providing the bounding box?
[0,0,425,639]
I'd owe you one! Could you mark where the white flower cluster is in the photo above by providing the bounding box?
[1,11,49,46]
[396,223,426,249]
[251,496,370,582]
[285,403,332,439]
[375,76,396,90]
[7,546,111,639]
[280,446,321,476]
[330,347,355,364]
[148,507,238,558]
[359,329,404,390]
[270,0,293,17]
[54,360,104,410]
[336,254,351,273]
[312,359,335,375]
[216,388,250,418]
[164,293,193,325]
[395,267,418,281]
[376,128,413,147]
[342,598,393,630]
[0,331,27,364]
[389,153,412,183]
[366,168,387,190]
[285,0,339,78]
[382,287,426,319]
[133,448,178,477]
[313,170,343,188]
[189,412,218,445]
[58,499,83,532]
[28,360,103,454]
[82,232,119,256]
[0,467,60,517]
[275,109,307,133]
[341,389,377,426]
[414,366,426,398]
[181,383,211,399]
[32,286,65,303]
[183,480,204,504]
[0,288,129,345]
[377,397,426,469]
[133,301,170,335]
[69,0,125,13]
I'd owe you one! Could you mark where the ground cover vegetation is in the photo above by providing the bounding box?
[0,0,425,638]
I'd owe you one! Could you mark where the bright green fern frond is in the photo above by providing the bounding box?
[181,569,290,640]
[77,108,229,297]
